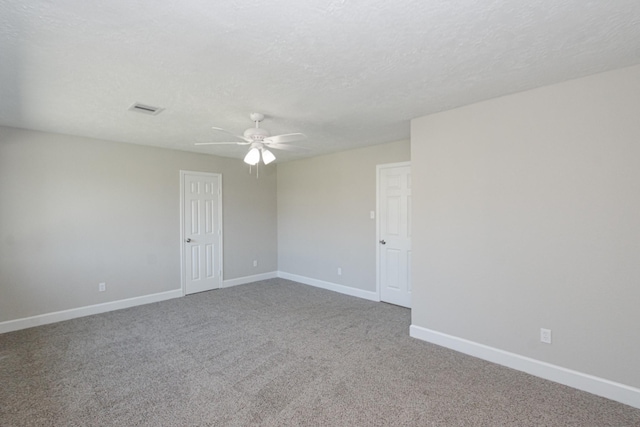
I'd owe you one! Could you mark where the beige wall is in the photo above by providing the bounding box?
[0,127,277,322]
[277,140,410,292]
[411,64,640,388]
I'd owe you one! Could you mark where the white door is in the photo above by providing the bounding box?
[377,162,412,308]
[181,171,222,295]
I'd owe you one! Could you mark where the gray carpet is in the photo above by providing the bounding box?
[1,279,639,426]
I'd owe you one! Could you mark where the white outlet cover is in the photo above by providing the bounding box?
[540,328,552,344]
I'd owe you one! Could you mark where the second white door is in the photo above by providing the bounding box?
[182,171,222,295]
[378,163,412,308]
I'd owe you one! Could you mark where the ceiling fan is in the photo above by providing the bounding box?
[195,113,307,166]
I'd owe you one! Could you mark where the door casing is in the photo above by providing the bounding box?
[376,161,412,307]
[180,170,223,295]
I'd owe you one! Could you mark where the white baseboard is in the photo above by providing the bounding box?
[0,289,183,334]
[410,325,640,410]
[277,271,379,302]
[222,271,278,288]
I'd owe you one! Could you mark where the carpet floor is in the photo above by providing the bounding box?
[1,279,639,426]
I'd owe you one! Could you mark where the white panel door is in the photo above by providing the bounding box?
[182,172,222,294]
[378,163,411,308]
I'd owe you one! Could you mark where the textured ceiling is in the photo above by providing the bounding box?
[1,0,640,162]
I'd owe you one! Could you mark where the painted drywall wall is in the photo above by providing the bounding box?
[0,127,277,322]
[277,140,410,292]
[411,64,640,388]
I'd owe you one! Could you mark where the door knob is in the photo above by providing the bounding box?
[379,240,386,245]
[185,238,191,243]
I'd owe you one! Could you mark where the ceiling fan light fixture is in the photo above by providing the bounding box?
[262,149,276,165]
[244,148,260,165]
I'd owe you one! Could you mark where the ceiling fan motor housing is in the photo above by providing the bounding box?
[244,127,270,141]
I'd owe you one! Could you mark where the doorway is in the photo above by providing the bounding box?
[180,171,223,295]
[377,162,412,308]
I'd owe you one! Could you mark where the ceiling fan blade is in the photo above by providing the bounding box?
[194,141,251,146]
[263,133,306,144]
[211,126,251,142]
[266,143,311,152]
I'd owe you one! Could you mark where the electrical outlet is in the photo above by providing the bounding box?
[540,328,552,344]
[253,260,258,267]
[337,267,342,276]
[99,282,106,292]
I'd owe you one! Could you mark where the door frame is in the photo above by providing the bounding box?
[376,161,411,303]
[179,170,223,296]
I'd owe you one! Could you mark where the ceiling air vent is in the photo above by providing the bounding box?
[128,102,164,115]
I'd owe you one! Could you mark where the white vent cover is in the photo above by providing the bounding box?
[128,102,164,115]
